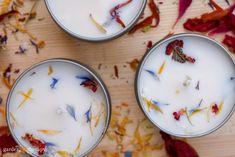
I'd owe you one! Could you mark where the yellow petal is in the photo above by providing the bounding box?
[207,104,213,122]
[48,65,53,75]
[89,111,93,136]
[74,137,82,154]
[56,151,73,157]
[217,100,224,115]
[17,88,33,109]
[10,112,18,127]
[89,14,107,33]
[142,133,154,143]
[189,108,206,117]
[37,129,61,135]
[0,107,5,118]
[157,61,166,75]
[143,98,151,112]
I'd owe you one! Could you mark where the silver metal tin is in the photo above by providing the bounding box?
[6,58,112,157]
[44,0,147,42]
[135,33,235,138]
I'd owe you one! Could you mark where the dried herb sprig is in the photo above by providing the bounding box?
[166,40,196,63]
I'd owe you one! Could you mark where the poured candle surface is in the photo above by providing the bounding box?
[46,0,145,40]
[137,35,235,137]
[7,60,109,156]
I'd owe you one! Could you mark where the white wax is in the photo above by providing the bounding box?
[8,60,109,156]
[138,35,235,137]
[46,0,144,39]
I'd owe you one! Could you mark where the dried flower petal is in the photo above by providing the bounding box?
[166,40,195,64]
[22,133,46,155]
[17,88,33,109]
[114,65,119,78]
[37,130,61,135]
[0,10,19,22]
[76,76,98,92]
[89,14,107,33]
[66,104,77,121]
[173,108,186,120]
[160,131,199,157]
[173,0,192,28]
[158,61,166,75]
[109,0,132,28]
[147,40,153,50]
[143,98,163,113]
[56,150,73,157]
[3,64,12,89]
[145,69,160,80]
[74,137,82,154]
[223,35,235,53]
[129,59,140,71]
[0,107,5,118]
[50,77,59,89]
[183,2,235,53]
[48,65,53,75]
[129,0,160,34]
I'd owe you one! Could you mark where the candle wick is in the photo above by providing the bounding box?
[183,75,192,87]
[56,108,63,115]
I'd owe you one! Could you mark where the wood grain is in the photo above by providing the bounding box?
[0,0,235,157]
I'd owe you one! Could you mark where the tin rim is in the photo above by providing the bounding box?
[44,0,147,42]
[6,58,112,157]
[135,33,235,138]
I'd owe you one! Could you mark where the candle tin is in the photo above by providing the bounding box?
[135,33,235,138]
[6,58,111,157]
[44,0,147,42]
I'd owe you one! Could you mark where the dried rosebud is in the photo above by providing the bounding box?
[173,112,181,120]
[173,108,186,120]
[212,104,219,114]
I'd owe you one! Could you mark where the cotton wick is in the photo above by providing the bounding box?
[56,107,63,115]
[183,75,192,87]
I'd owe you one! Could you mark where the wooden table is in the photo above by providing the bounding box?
[1,0,235,157]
